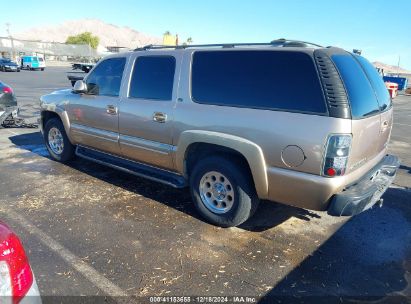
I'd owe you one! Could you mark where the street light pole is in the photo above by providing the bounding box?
[5,23,15,61]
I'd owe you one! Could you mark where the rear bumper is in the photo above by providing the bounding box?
[328,154,400,216]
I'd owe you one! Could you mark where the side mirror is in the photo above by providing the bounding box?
[73,80,87,93]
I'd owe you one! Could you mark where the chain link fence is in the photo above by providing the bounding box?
[0,37,101,62]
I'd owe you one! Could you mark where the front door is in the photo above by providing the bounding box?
[67,57,127,155]
[119,53,181,170]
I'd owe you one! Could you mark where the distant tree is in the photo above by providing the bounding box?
[66,32,100,49]
[164,31,171,36]
[182,37,193,46]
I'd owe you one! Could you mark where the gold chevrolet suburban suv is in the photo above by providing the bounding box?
[40,39,400,227]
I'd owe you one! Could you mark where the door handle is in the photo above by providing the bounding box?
[153,112,167,123]
[106,105,118,115]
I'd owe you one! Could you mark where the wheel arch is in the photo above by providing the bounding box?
[40,110,73,143]
[175,131,269,199]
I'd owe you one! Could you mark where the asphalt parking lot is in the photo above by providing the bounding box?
[0,67,410,303]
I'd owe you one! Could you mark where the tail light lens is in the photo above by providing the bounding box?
[0,232,33,304]
[2,87,13,94]
[323,134,352,177]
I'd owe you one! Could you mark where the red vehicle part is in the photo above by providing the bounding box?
[0,223,34,304]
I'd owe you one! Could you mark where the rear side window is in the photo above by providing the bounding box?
[354,55,391,112]
[129,56,176,101]
[332,55,380,118]
[86,57,126,96]
[191,51,327,114]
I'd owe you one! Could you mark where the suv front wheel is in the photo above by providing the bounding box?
[44,118,75,162]
[190,156,259,227]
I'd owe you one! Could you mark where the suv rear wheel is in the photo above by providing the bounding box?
[44,118,75,162]
[190,156,259,227]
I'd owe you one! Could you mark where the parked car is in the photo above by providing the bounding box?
[0,221,41,303]
[0,81,19,126]
[21,56,46,71]
[72,63,94,73]
[39,39,400,227]
[0,58,20,72]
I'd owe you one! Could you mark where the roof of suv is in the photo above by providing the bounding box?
[103,40,357,120]
[133,39,324,52]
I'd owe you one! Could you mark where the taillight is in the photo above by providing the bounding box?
[0,233,33,304]
[2,87,13,94]
[323,134,352,177]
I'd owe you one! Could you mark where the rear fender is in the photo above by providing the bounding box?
[175,130,269,199]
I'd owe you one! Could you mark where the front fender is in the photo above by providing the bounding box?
[40,90,72,143]
[175,130,269,199]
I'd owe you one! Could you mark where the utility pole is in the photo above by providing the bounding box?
[88,41,92,63]
[5,23,15,61]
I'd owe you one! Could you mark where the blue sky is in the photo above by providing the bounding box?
[2,0,411,69]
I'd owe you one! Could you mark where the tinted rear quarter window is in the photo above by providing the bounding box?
[191,51,327,114]
[129,56,176,100]
[354,55,391,111]
[332,54,380,118]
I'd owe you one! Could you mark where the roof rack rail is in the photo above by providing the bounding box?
[134,39,323,51]
[270,38,323,48]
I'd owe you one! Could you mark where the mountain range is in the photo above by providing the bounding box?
[15,19,162,50]
[372,61,411,74]
[13,20,411,73]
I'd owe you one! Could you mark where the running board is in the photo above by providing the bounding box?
[75,146,187,188]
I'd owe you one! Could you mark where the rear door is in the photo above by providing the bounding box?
[332,54,382,173]
[118,52,181,170]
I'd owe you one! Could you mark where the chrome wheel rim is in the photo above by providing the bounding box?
[199,171,235,214]
[48,127,64,155]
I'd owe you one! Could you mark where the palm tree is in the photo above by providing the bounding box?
[186,37,193,44]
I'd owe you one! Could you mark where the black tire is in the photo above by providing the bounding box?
[190,156,259,227]
[41,68,44,71]
[44,118,75,162]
